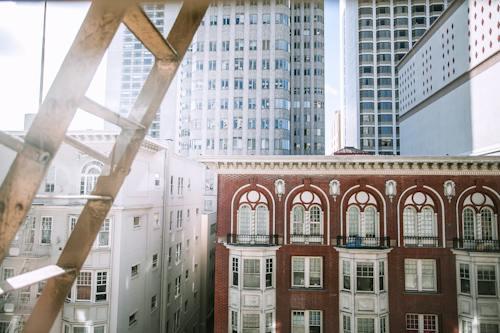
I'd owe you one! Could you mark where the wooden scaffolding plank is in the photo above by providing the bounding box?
[23,1,210,332]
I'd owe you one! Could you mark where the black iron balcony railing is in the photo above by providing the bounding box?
[290,234,324,244]
[403,236,439,247]
[226,234,280,246]
[453,238,500,252]
[336,236,390,249]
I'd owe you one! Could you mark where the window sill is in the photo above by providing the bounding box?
[403,291,439,295]
[289,287,325,292]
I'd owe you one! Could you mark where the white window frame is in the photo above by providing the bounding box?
[96,218,111,248]
[291,310,322,333]
[242,312,260,333]
[95,271,108,302]
[243,258,260,289]
[356,262,374,293]
[290,205,324,243]
[404,259,437,292]
[75,271,92,302]
[291,256,323,288]
[405,313,439,333]
[40,216,53,245]
[265,311,275,333]
[356,317,375,333]
[231,257,239,287]
[477,264,497,297]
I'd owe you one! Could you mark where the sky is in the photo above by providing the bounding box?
[0,0,341,144]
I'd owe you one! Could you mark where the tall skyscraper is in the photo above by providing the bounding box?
[340,0,452,155]
[106,3,181,140]
[177,0,325,156]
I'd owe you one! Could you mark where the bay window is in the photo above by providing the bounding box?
[356,263,374,292]
[477,265,496,296]
[243,259,260,289]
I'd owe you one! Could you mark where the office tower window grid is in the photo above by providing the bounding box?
[354,0,450,154]
[178,0,325,156]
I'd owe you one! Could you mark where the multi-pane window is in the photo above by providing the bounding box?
[80,161,102,195]
[266,258,273,288]
[403,196,437,246]
[243,259,260,289]
[480,323,500,333]
[406,314,438,333]
[175,276,181,297]
[292,257,322,288]
[291,201,323,242]
[76,271,92,301]
[379,261,385,291]
[265,312,274,333]
[459,263,470,294]
[237,203,269,238]
[95,271,107,301]
[97,218,110,247]
[347,205,378,238]
[462,193,497,242]
[232,257,239,287]
[356,263,374,292]
[477,265,496,296]
[41,216,52,244]
[342,315,351,333]
[2,268,14,281]
[242,313,259,333]
[291,311,322,333]
[231,311,238,333]
[405,259,437,292]
[343,261,351,290]
[357,318,374,333]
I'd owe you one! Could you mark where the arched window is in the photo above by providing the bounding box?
[463,208,475,239]
[462,193,497,239]
[292,206,305,235]
[402,192,438,247]
[346,191,380,243]
[80,161,103,195]
[364,207,376,237]
[235,190,270,244]
[237,205,252,235]
[460,192,498,250]
[290,191,324,244]
[256,205,269,235]
[347,206,360,236]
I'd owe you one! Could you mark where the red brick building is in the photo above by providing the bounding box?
[202,156,500,333]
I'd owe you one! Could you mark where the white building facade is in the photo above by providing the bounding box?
[398,0,500,156]
[340,0,452,155]
[0,132,213,333]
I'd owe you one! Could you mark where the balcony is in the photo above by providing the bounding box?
[290,234,324,244]
[336,236,390,249]
[453,238,500,252]
[226,234,280,246]
[403,236,439,248]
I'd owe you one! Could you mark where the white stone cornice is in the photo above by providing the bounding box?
[198,156,500,176]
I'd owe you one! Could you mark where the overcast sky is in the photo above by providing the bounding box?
[0,1,340,137]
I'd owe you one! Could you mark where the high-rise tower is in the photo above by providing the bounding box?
[177,0,325,156]
[341,0,452,155]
